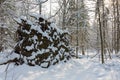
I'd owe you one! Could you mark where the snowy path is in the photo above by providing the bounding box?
[0,57,120,80]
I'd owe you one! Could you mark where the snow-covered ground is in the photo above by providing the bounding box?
[0,53,120,80]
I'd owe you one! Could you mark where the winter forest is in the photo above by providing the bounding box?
[0,0,120,80]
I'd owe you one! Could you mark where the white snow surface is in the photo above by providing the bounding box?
[0,54,120,80]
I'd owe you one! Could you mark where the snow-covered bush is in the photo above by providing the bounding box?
[14,14,73,68]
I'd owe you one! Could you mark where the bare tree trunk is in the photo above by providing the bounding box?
[39,3,42,14]
[76,0,79,58]
[62,0,66,29]
[81,45,85,55]
[0,27,3,51]
[98,12,104,64]
[116,0,120,53]
[96,0,105,63]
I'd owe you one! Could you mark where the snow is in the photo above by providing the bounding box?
[42,31,49,38]
[0,53,120,80]
[14,18,22,23]
[32,35,38,43]
[26,44,34,51]
[0,51,19,64]
[14,16,27,24]
[48,44,58,52]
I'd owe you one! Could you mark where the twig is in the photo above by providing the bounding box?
[91,53,100,59]
[0,58,19,65]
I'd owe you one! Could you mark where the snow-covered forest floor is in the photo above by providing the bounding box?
[0,50,120,80]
